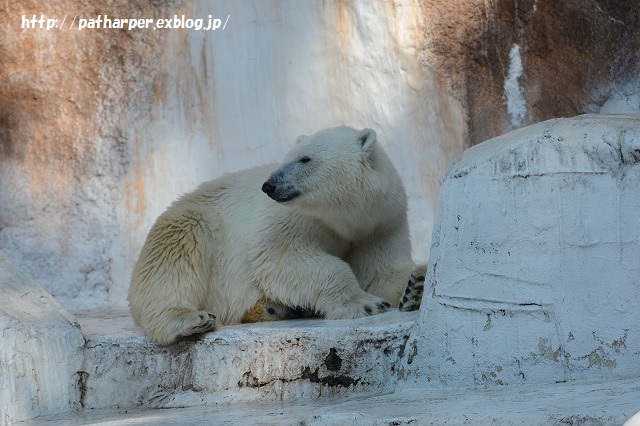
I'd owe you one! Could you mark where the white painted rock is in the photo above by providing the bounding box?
[0,251,85,425]
[79,310,417,410]
[399,114,640,389]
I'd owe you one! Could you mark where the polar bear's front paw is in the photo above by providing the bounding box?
[364,300,392,315]
[175,311,217,341]
[398,270,425,312]
[325,295,392,320]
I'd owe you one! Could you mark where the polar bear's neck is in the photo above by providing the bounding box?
[303,184,407,242]
[313,209,378,241]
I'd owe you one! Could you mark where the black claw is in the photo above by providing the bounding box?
[376,302,388,310]
[364,305,373,314]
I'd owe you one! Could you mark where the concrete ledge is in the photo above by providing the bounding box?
[25,377,640,425]
[73,308,418,410]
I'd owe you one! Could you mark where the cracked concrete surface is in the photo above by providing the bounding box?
[76,309,415,411]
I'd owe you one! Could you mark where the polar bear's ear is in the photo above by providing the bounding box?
[295,135,308,145]
[358,128,377,152]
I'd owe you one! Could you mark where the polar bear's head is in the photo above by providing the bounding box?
[261,126,384,208]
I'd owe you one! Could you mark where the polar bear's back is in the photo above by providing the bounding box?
[187,164,277,228]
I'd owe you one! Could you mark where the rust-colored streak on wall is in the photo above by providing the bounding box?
[124,137,147,227]
[149,2,220,152]
[0,0,181,305]
[422,0,640,146]
[199,36,220,150]
[1,12,88,190]
[334,0,355,44]
[0,2,98,259]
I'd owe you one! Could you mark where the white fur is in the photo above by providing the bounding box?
[128,126,417,345]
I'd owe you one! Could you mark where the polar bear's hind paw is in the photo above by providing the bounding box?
[398,271,425,312]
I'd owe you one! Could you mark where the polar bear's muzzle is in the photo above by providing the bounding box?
[261,172,301,203]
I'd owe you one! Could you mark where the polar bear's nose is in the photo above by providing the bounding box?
[261,181,275,196]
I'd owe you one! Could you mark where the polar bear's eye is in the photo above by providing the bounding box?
[299,156,311,164]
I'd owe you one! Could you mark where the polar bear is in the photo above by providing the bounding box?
[128,126,420,345]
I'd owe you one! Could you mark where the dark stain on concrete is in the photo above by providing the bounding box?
[324,347,342,372]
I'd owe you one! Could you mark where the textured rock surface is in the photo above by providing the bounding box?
[399,115,640,389]
[422,0,640,144]
[3,1,639,310]
[0,252,85,425]
[0,0,463,309]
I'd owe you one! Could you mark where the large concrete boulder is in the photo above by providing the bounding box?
[399,114,640,389]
